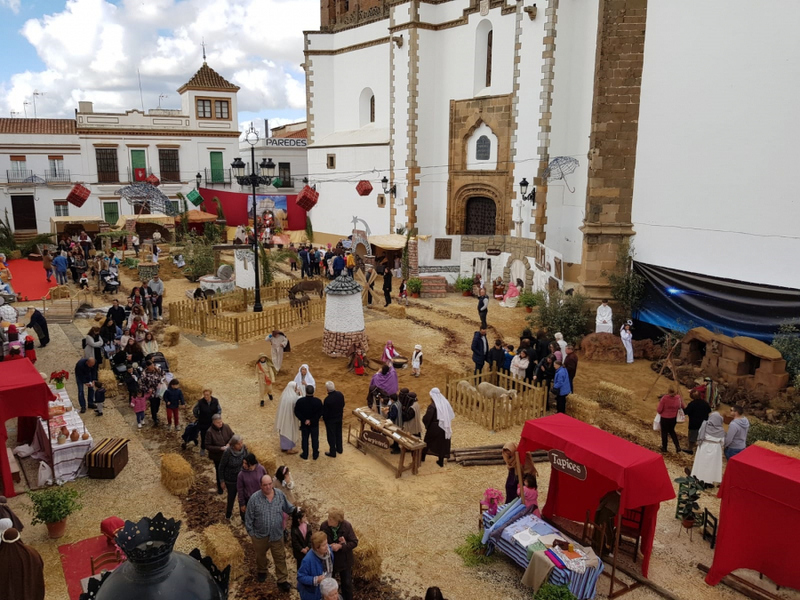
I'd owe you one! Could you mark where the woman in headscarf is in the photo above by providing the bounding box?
[367,364,399,411]
[500,281,520,308]
[620,322,634,364]
[256,353,276,407]
[554,332,567,357]
[502,442,520,503]
[275,382,301,454]
[268,330,290,373]
[423,388,455,468]
[0,497,23,532]
[382,340,400,365]
[0,527,45,600]
[293,364,316,395]
[690,412,725,485]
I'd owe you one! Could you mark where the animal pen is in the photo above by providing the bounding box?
[445,368,547,431]
[167,282,325,343]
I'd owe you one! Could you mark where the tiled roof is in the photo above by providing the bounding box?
[285,128,308,139]
[178,62,240,93]
[0,118,77,135]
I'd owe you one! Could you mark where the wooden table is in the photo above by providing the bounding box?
[348,407,426,478]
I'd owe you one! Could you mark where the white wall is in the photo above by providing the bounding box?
[632,0,800,289]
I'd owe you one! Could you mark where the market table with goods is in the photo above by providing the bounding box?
[482,501,604,600]
[348,407,426,478]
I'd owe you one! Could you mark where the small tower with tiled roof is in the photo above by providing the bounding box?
[179,62,240,132]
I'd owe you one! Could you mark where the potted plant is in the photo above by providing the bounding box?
[519,291,537,313]
[407,277,423,298]
[27,486,83,539]
[455,275,474,296]
[674,475,704,528]
[49,370,70,390]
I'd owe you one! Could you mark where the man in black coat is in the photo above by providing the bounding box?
[25,307,50,347]
[382,266,393,307]
[106,298,126,329]
[487,339,506,371]
[322,381,345,458]
[294,385,323,460]
[74,357,97,413]
[471,327,489,375]
[189,390,221,456]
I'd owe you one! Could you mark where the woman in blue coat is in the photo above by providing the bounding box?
[297,531,334,600]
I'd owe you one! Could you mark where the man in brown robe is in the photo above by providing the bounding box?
[0,496,23,531]
[0,528,45,600]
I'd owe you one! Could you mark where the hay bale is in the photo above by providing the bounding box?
[97,369,119,398]
[203,523,245,580]
[352,530,382,581]
[593,381,634,413]
[384,304,406,319]
[160,348,179,372]
[753,440,800,461]
[161,453,194,496]
[247,441,278,475]
[566,394,599,425]
[180,379,206,407]
[162,325,181,347]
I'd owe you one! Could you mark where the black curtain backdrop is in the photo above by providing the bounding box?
[634,262,800,342]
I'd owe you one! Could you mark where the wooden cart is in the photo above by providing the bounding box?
[348,407,426,478]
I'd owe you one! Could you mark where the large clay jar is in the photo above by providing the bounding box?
[70,429,80,442]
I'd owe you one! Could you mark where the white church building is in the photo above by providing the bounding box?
[303,0,800,337]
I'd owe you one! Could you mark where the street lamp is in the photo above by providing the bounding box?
[381,176,396,198]
[231,125,277,312]
[518,177,536,204]
[195,172,202,189]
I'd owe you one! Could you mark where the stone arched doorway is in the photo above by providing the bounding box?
[465,197,496,235]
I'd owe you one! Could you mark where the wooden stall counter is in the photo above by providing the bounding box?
[348,407,426,478]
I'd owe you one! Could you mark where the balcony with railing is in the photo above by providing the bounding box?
[203,168,232,187]
[44,169,72,184]
[6,169,73,185]
[127,167,154,183]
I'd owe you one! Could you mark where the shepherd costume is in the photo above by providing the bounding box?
[293,364,316,395]
[0,528,45,600]
[422,388,455,467]
[269,330,290,372]
[256,353,276,407]
[369,366,398,398]
[0,497,23,531]
[276,382,301,453]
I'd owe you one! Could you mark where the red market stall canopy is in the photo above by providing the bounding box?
[0,360,54,497]
[197,188,307,230]
[516,414,675,578]
[705,445,800,590]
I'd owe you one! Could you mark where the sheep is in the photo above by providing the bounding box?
[477,381,518,401]
[457,380,477,394]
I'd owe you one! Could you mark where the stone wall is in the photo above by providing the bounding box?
[323,329,370,357]
[137,262,160,283]
[446,95,514,235]
[578,0,647,299]
[460,235,538,289]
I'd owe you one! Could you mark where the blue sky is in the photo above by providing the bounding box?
[0,0,316,127]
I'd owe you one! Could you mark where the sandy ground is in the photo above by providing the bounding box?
[5,261,799,600]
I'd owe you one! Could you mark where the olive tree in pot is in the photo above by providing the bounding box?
[27,485,83,539]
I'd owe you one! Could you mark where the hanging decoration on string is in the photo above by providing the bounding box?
[544,156,580,193]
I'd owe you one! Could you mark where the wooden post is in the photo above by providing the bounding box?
[199,309,206,336]
[642,340,680,401]
[243,287,248,309]
[234,319,239,343]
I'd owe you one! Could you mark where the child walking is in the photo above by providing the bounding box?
[93,381,106,416]
[163,378,186,431]
[130,384,147,429]
[399,279,408,305]
[411,344,423,377]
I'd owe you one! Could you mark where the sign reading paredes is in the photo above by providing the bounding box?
[548,449,587,481]
[265,138,307,147]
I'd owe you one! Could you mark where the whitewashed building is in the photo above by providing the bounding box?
[0,62,240,240]
[236,121,308,195]
[303,0,800,337]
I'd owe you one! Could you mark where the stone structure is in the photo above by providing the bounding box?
[323,275,368,357]
[681,328,790,394]
[137,262,160,283]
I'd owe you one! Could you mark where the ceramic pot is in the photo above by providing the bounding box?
[82,431,90,440]
[55,382,65,389]
[525,307,533,313]
[682,517,696,529]
[57,433,67,445]
[462,291,471,297]
[70,429,80,442]
[411,292,419,298]
[46,519,67,539]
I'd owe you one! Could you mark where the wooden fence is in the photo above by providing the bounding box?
[167,297,325,343]
[444,367,547,431]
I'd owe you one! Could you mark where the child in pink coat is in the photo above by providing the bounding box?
[519,473,542,518]
[130,385,148,429]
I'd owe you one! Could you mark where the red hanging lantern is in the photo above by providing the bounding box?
[66,184,91,208]
[296,185,319,211]
[356,180,373,196]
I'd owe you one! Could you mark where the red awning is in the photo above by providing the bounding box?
[706,446,800,589]
[517,414,675,576]
[0,360,54,496]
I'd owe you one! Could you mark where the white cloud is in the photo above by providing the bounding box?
[0,0,20,14]
[1,0,318,118]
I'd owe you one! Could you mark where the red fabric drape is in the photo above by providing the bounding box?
[516,414,675,577]
[198,188,307,230]
[705,446,800,589]
[0,361,54,497]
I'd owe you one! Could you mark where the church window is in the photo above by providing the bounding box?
[474,20,493,94]
[476,136,491,161]
[485,30,493,88]
[370,95,375,123]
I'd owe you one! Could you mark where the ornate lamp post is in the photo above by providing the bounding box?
[231,124,276,312]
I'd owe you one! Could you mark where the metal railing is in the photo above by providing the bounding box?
[44,169,71,184]
[127,167,153,182]
[204,168,232,187]
[6,169,36,184]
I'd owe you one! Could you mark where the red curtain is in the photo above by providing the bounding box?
[197,188,307,230]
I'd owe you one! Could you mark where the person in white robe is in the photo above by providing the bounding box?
[620,322,634,363]
[268,330,289,372]
[554,332,567,357]
[595,299,614,333]
[690,412,725,484]
[275,383,301,453]
[293,364,316,395]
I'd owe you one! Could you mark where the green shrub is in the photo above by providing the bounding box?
[747,414,800,446]
[27,486,82,525]
[603,240,645,319]
[534,583,577,600]
[454,532,495,567]
[527,290,592,343]
[407,278,423,294]
[519,291,537,308]
[771,324,800,380]
[454,275,474,293]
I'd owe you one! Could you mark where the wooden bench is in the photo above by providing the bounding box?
[6,448,20,483]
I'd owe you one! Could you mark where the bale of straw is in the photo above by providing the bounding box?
[566,394,600,425]
[203,523,245,580]
[247,441,278,475]
[593,381,634,413]
[180,379,206,407]
[160,348,179,372]
[753,440,800,461]
[97,369,119,398]
[162,325,181,347]
[352,530,382,580]
[161,453,195,496]
[384,304,406,319]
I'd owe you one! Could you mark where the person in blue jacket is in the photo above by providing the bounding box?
[552,359,572,414]
[297,531,334,600]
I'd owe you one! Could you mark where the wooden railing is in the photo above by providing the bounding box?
[444,367,547,431]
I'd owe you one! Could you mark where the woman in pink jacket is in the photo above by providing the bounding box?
[657,386,685,454]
